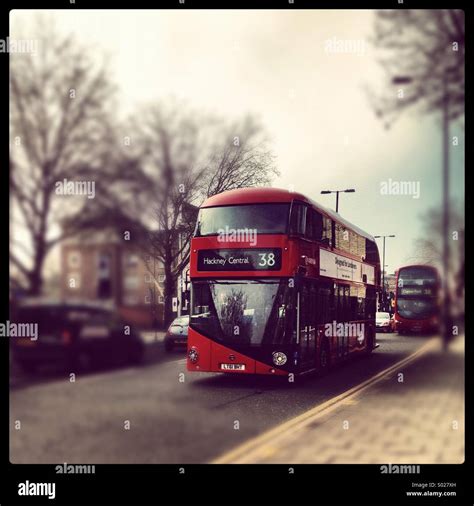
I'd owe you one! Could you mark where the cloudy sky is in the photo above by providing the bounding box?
[11,10,464,275]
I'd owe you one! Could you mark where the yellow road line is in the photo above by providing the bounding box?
[211,338,438,464]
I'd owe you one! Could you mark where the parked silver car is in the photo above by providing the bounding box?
[164,315,189,352]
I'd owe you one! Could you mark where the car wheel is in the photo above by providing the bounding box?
[164,340,174,352]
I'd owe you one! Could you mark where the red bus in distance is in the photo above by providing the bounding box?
[394,265,440,334]
[187,187,381,376]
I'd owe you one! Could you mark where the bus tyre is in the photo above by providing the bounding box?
[319,339,330,375]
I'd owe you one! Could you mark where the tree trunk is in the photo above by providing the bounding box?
[28,243,46,296]
[163,262,175,328]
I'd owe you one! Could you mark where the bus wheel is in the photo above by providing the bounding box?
[319,339,331,375]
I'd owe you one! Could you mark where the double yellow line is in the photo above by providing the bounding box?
[212,338,438,464]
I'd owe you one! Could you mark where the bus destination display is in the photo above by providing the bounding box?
[197,248,282,271]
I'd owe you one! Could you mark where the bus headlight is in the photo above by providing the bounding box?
[188,347,199,364]
[272,351,287,366]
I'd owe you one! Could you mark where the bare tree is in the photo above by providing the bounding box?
[73,101,278,326]
[10,18,115,295]
[369,10,464,126]
[134,104,278,326]
[201,115,278,197]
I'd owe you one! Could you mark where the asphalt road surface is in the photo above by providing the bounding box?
[10,333,432,464]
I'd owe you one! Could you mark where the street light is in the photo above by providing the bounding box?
[374,235,396,312]
[320,188,355,213]
[392,76,413,85]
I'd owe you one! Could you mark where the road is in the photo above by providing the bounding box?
[9,332,432,464]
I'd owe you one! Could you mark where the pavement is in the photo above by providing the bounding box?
[10,332,459,464]
[214,336,464,464]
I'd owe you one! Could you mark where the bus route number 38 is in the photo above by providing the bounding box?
[258,252,276,267]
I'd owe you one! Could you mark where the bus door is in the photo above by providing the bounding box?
[297,280,317,371]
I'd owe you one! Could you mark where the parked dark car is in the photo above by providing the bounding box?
[10,301,145,373]
[164,315,189,352]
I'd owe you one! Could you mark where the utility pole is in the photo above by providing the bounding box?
[374,235,395,312]
[442,70,452,349]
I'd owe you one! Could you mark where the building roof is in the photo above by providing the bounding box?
[201,187,376,242]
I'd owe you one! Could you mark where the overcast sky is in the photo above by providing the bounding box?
[11,9,465,275]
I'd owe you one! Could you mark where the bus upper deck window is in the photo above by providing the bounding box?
[290,203,307,236]
[308,209,323,240]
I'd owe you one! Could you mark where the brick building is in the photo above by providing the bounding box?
[60,229,166,328]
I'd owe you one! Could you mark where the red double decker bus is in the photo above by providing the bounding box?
[187,188,381,376]
[394,265,440,334]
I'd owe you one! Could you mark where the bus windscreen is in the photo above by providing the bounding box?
[194,204,290,236]
[190,279,295,345]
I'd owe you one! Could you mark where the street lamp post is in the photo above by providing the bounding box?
[374,235,395,312]
[441,71,452,348]
[320,188,355,213]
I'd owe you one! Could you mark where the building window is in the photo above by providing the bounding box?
[97,252,112,298]
[123,294,139,306]
[124,275,139,290]
[144,273,152,283]
[125,253,139,268]
[158,274,166,283]
[97,279,112,299]
[68,251,81,269]
[98,252,111,276]
[158,296,164,304]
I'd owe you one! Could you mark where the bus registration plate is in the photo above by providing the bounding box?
[220,363,246,371]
